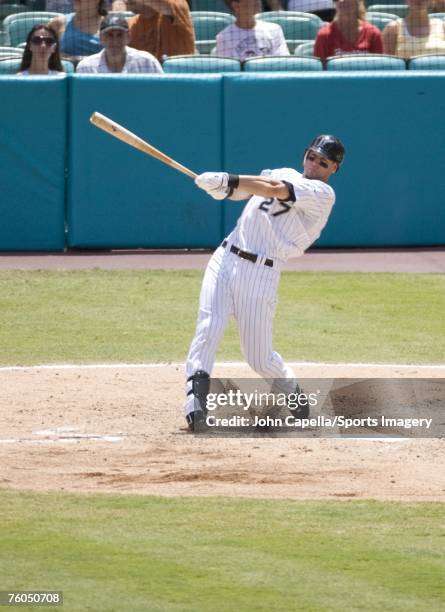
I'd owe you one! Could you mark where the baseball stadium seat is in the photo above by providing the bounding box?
[0,47,23,60]
[0,4,28,20]
[191,11,234,54]
[256,10,323,31]
[365,10,399,20]
[62,59,74,72]
[3,11,61,46]
[0,57,73,72]
[26,0,47,9]
[162,55,241,73]
[0,45,23,53]
[256,11,323,53]
[191,0,231,13]
[408,54,445,69]
[243,55,323,71]
[0,57,20,72]
[326,53,406,70]
[365,12,398,30]
[367,4,409,18]
[366,0,407,4]
[294,41,315,56]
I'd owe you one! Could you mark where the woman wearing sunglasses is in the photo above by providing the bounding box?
[18,24,64,75]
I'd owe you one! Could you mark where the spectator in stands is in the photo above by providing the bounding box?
[76,14,164,72]
[110,0,195,60]
[46,0,73,13]
[382,0,445,59]
[314,0,383,60]
[17,24,65,75]
[430,0,445,11]
[262,0,285,8]
[288,0,335,23]
[48,0,106,59]
[216,0,289,59]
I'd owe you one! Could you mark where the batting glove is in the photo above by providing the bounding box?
[195,172,229,196]
[195,172,240,200]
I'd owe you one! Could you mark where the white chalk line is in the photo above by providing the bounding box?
[0,427,126,445]
[0,361,444,372]
[0,425,412,445]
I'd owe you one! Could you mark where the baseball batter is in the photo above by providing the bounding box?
[184,135,345,431]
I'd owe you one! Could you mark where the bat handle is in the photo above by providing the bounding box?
[180,167,197,179]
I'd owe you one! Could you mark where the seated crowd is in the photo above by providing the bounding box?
[12,0,445,75]
[314,0,445,60]
[314,0,383,60]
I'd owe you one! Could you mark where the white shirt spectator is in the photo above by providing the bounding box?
[76,46,163,73]
[216,21,290,60]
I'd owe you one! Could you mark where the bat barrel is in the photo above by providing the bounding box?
[89,112,197,179]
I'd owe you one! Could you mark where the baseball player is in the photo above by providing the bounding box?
[184,135,345,431]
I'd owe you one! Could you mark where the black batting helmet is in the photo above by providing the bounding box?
[305,135,345,169]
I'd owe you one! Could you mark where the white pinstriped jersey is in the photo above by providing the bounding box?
[184,166,337,423]
[228,168,335,262]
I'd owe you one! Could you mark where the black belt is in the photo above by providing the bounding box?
[222,240,273,268]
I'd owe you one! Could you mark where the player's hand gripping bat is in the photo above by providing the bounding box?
[89,112,197,179]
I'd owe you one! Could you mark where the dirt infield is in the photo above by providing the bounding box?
[1,363,443,501]
[1,251,443,501]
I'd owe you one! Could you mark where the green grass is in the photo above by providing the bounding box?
[0,270,444,365]
[1,491,444,611]
[1,271,444,611]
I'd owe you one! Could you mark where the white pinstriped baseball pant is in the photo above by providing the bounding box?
[184,244,296,417]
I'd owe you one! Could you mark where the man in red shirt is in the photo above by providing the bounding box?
[314,0,383,61]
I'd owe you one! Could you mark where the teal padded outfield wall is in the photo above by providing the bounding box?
[223,73,445,247]
[0,77,66,251]
[68,75,223,248]
[0,73,444,251]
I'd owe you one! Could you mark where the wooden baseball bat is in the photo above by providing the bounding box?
[89,112,197,179]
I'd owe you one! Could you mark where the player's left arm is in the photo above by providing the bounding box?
[232,175,291,200]
[195,172,292,201]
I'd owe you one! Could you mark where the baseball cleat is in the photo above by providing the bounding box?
[288,384,310,420]
[186,410,207,432]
